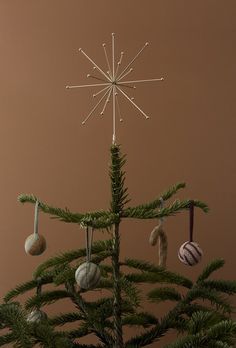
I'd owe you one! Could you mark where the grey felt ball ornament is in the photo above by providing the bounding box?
[24,200,46,256]
[75,262,101,289]
[178,241,203,266]
[27,309,47,323]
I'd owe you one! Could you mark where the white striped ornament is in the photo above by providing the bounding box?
[75,262,101,289]
[178,241,203,266]
[27,309,47,323]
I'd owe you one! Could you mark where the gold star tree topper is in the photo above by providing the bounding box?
[66,33,164,144]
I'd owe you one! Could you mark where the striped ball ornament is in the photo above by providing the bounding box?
[178,241,203,266]
[27,309,47,323]
[75,262,101,289]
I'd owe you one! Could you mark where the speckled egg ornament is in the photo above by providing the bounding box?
[24,201,46,256]
[75,261,101,289]
[27,309,47,323]
[178,201,203,266]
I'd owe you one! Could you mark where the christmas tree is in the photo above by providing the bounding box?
[0,34,236,347]
[0,145,236,347]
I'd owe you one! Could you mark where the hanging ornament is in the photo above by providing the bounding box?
[27,309,47,323]
[75,227,101,289]
[149,197,168,267]
[178,201,203,266]
[27,278,47,323]
[149,222,163,246]
[75,261,101,290]
[24,200,46,256]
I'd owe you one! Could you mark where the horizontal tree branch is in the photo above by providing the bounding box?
[122,199,209,219]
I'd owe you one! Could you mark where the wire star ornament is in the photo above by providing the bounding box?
[66,33,164,144]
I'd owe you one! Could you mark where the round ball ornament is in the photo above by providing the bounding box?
[27,309,47,323]
[24,200,46,256]
[178,241,203,266]
[75,262,101,289]
[25,234,46,256]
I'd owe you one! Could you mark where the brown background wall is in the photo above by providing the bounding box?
[0,0,235,346]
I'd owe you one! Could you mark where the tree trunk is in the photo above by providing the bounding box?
[112,222,124,348]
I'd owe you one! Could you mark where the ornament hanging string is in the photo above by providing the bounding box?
[85,227,94,262]
[178,200,203,266]
[189,200,194,242]
[34,201,40,240]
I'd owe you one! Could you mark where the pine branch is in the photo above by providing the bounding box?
[187,310,224,334]
[120,276,141,307]
[86,297,114,320]
[110,144,129,213]
[80,211,119,229]
[207,342,232,348]
[125,257,236,347]
[201,279,236,295]
[53,251,112,286]
[186,287,233,314]
[18,194,117,229]
[124,182,186,213]
[65,323,90,339]
[122,199,209,219]
[18,194,84,222]
[0,303,33,348]
[207,320,236,342]
[163,333,205,348]
[66,284,114,346]
[25,290,70,310]
[0,333,15,346]
[34,239,113,278]
[127,271,191,288]
[30,322,56,348]
[52,265,76,286]
[123,258,193,288]
[49,312,84,326]
[85,297,135,321]
[99,264,113,276]
[4,275,53,303]
[30,321,72,348]
[122,312,158,328]
[148,287,182,303]
[197,259,225,283]
[182,303,228,321]
[72,344,105,348]
[125,316,171,347]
